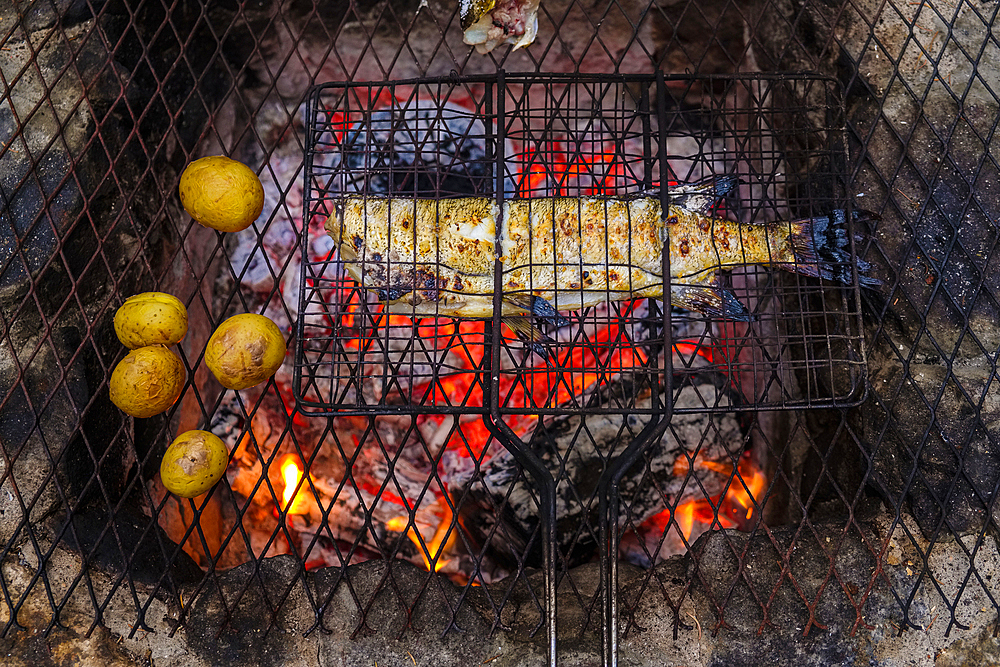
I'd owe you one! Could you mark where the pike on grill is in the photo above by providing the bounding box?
[325,175,876,333]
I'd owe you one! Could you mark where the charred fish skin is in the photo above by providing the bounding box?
[328,194,669,319]
[324,177,877,322]
[330,196,498,317]
[501,196,667,313]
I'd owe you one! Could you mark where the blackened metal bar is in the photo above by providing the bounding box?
[641,83,653,191]
[598,417,671,666]
[489,69,504,417]
[658,71,675,412]
[482,74,496,402]
[599,71,675,667]
[658,71,676,639]
[482,72,557,666]
[293,85,321,413]
[483,414,559,663]
[658,74,674,379]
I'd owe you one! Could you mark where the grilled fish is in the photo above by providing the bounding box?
[325,176,876,328]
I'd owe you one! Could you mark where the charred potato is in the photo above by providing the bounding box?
[160,430,229,498]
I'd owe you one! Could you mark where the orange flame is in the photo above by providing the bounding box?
[676,501,696,542]
[645,455,767,551]
[727,461,767,522]
[386,498,457,572]
[280,454,309,515]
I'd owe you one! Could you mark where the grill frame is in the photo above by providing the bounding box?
[294,71,871,418]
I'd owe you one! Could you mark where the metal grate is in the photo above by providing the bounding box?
[295,73,868,417]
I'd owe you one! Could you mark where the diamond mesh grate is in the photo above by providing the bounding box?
[0,0,997,664]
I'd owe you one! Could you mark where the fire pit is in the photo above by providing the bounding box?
[175,71,866,598]
[1,0,998,665]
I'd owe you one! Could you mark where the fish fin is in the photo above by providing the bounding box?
[503,317,558,361]
[670,283,755,321]
[786,209,881,287]
[502,294,533,313]
[670,175,741,215]
[503,295,571,328]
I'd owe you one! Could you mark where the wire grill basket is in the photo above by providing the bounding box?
[295,73,868,416]
[4,1,1000,663]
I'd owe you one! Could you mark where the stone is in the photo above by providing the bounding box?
[182,556,500,667]
[0,0,245,557]
[865,361,1000,538]
[849,93,1000,359]
[0,314,97,546]
[4,511,1000,666]
[836,0,1000,356]
[60,503,203,591]
[934,622,1000,667]
[0,545,157,667]
[0,21,89,289]
[652,0,747,76]
[619,511,1000,666]
[0,0,97,34]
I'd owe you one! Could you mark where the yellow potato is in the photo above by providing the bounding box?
[160,430,229,498]
[178,156,264,233]
[114,292,188,349]
[205,313,286,390]
[109,346,185,417]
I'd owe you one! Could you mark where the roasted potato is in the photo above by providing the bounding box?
[114,292,188,349]
[109,345,185,417]
[179,156,265,233]
[160,430,229,498]
[205,313,285,390]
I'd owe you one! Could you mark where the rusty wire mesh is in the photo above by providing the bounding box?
[0,0,998,665]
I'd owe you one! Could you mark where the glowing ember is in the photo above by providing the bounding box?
[280,454,309,515]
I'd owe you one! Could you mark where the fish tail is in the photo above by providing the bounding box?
[786,210,880,287]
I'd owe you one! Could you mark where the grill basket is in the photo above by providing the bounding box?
[1,1,998,665]
[295,73,869,416]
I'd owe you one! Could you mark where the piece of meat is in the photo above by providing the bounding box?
[462,0,541,54]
